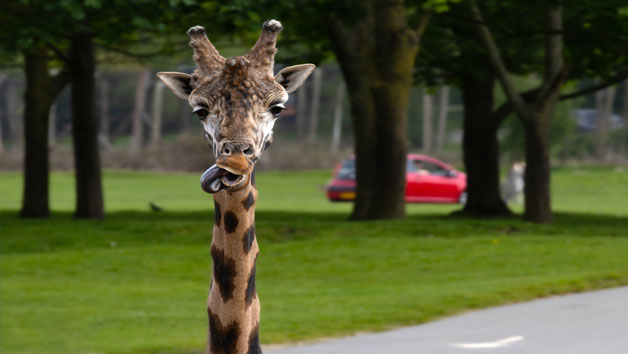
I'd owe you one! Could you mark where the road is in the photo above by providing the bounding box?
[267,286,628,354]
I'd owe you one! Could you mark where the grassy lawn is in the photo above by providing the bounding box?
[1,167,628,353]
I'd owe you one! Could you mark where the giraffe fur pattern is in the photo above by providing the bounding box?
[157,19,315,354]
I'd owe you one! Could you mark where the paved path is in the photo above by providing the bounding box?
[267,286,628,354]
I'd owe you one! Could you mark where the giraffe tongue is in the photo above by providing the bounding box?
[200,164,246,194]
[201,165,230,193]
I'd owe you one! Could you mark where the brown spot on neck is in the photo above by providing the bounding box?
[208,309,241,354]
[242,191,255,211]
[223,210,239,233]
[210,245,237,301]
[244,255,257,308]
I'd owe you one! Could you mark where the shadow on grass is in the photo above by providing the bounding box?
[2,209,626,254]
[114,347,202,354]
[3,208,625,223]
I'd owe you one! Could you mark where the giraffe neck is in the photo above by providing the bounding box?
[207,178,261,354]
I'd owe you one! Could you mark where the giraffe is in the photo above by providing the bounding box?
[157,20,315,354]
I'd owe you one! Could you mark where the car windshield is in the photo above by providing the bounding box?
[338,159,418,180]
[411,159,449,176]
[337,159,356,180]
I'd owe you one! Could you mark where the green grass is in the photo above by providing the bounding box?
[1,167,628,354]
[0,170,461,214]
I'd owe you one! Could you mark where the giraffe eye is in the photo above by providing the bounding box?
[269,104,284,117]
[192,106,209,120]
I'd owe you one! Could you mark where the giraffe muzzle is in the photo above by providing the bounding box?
[216,141,255,176]
[201,164,249,194]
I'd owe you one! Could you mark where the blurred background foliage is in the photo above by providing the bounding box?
[0,0,627,220]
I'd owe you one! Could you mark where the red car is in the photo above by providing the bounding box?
[326,154,467,204]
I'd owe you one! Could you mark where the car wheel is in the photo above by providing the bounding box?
[458,191,467,205]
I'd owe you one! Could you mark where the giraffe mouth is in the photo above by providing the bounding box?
[201,164,248,194]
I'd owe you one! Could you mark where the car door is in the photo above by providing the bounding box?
[410,159,459,201]
[406,159,439,200]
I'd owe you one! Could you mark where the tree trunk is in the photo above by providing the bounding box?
[459,72,512,216]
[326,0,427,220]
[522,116,552,223]
[6,83,22,151]
[422,88,433,153]
[370,80,410,219]
[595,86,615,162]
[558,99,572,166]
[0,74,6,152]
[307,68,322,144]
[595,88,604,155]
[471,2,564,223]
[130,69,151,151]
[327,14,377,219]
[296,80,308,140]
[520,6,563,223]
[151,81,165,147]
[20,45,53,218]
[48,102,57,147]
[180,99,191,131]
[0,91,3,153]
[367,0,423,220]
[331,81,345,154]
[622,81,628,157]
[436,86,450,151]
[342,66,378,220]
[98,75,111,149]
[70,35,104,219]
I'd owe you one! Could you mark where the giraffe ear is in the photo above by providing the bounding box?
[275,64,315,94]
[156,72,193,100]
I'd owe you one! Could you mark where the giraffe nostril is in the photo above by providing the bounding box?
[224,147,231,155]
[243,146,254,156]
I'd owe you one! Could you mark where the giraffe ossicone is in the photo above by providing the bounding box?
[157,20,315,354]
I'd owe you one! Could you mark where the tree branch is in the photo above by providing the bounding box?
[410,8,433,41]
[50,68,70,100]
[560,71,628,100]
[536,6,565,105]
[468,0,528,118]
[95,43,186,59]
[492,70,628,127]
[537,62,571,106]
[45,42,70,64]
[492,88,539,127]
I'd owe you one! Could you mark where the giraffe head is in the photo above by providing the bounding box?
[157,20,314,193]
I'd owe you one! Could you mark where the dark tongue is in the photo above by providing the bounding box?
[200,164,230,194]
